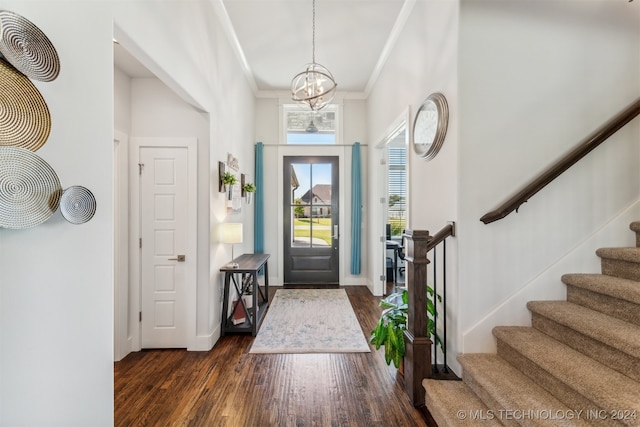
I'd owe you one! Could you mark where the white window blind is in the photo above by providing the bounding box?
[387,146,406,237]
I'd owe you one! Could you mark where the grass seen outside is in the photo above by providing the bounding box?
[294,217,332,245]
[388,218,406,237]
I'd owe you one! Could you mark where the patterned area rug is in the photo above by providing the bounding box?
[249,288,371,354]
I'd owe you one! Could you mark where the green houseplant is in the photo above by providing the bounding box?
[370,286,443,369]
[222,171,237,186]
[242,182,256,193]
[370,290,407,369]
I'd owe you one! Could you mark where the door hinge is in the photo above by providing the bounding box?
[139,238,142,249]
[138,163,144,175]
[139,311,142,322]
[380,236,385,243]
[380,275,386,281]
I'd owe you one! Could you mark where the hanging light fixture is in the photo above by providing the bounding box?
[291,0,337,111]
[306,119,318,133]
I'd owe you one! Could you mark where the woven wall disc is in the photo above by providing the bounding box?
[0,146,61,229]
[0,10,60,82]
[60,186,96,225]
[0,59,51,151]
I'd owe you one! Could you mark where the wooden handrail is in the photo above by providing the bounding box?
[481,97,640,224]
[426,222,456,251]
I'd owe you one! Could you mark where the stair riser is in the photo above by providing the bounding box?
[463,372,519,427]
[601,258,640,282]
[423,379,505,427]
[496,340,622,426]
[530,314,640,382]
[566,285,640,327]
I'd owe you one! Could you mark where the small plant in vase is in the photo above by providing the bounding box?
[243,182,256,204]
[222,172,237,200]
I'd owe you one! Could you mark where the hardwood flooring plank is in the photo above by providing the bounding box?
[115,286,431,427]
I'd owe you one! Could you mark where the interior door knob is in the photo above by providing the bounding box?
[169,255,186,262]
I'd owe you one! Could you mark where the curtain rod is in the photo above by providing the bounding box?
[258,143,368,147]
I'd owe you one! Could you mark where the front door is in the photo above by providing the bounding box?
[283,156,339,285]
[139,145,189,348]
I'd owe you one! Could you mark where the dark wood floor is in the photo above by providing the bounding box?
[114,286,435,426]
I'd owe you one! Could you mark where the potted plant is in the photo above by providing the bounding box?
[221,172,237,199]
[243,182,256,204]
[370,290,407,370]
[370,286,443,371]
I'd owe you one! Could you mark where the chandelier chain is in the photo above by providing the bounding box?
[312,0,316,64]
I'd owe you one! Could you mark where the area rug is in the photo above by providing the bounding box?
[249,288,371,354]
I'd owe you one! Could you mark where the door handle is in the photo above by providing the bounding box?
[169,255,186,262]
[332,225,339,239]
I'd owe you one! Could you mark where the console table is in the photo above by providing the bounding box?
[220,253,270,336]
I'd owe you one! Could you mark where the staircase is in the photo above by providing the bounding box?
[424,222,640,426]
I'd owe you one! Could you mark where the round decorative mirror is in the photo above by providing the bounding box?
[412,92,449,160]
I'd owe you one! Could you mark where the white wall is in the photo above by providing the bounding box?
[114,1,256,349]
[0,0,255,425]
[366,0,460,360]
[458,0,640,356]
[0,1,115,424]
[113,68,131,360]
[367,0,640,376]
[114,67,131,134]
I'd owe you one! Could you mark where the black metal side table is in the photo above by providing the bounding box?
[220,253,270,336]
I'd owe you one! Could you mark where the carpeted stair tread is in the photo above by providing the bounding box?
[595,247,640,263]
[562,273,640,305]
[493,326,640,421]
[458,354,592,426]
[423,378,504,426]
[527,300,640,359]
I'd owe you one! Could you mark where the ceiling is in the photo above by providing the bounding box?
[114,0,412,97]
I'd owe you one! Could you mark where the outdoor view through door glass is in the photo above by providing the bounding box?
[291,162,332,247]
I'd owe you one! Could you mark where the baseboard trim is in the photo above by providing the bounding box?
[189,326,220,352]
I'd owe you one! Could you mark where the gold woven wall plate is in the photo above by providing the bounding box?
[0,58,51,151]
[0,10,60,82]
[0,146,61,229]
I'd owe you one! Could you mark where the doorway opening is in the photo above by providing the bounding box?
[377,113,409,295]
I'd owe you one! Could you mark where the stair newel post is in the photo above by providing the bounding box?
[403,229,433,406]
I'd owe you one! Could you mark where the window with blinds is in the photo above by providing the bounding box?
[387,146,407,237]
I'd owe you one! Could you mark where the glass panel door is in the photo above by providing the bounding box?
[283,156,339,285]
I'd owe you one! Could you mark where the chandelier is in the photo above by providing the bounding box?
[290,0,337,111]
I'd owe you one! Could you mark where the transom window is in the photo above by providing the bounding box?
[285,104,338,145]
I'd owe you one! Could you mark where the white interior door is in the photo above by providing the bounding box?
[140,146,189,348]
